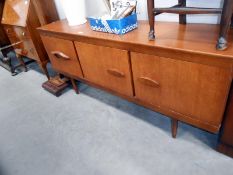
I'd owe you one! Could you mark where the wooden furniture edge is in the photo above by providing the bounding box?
[37,29,233,70]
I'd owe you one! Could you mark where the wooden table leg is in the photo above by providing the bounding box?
[147,0,155,40]
[70,78,79,94]
[171,119,178,138]
[217,0,233,50]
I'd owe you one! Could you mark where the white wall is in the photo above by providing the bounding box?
[54,0,223,24]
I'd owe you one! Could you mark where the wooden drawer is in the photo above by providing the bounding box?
[4,26,39,60]
[41,36,83,78]
[131,52,232,127]
[4,26,30,39]
[75,42,133,97]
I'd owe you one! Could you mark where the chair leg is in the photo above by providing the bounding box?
[217,0,233,50]
[171,119,178,138]
[178,0,187,24]
[147,0,155,40]
[70,78,79,94]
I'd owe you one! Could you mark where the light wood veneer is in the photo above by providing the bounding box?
[38,20,233,134]
[75,42,134,97]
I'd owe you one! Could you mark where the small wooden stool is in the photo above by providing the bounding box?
[147,0,233,50]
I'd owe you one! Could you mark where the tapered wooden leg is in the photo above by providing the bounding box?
[38,62,49,80]
[17,54,27,72]
[217,0,233,50]
[171,119,178,138]
[147,0,155,40]
[70,78,79,94]
[178,0,187,24]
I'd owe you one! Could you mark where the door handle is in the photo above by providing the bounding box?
[107,68,125,78]
[138,77,160,88]
[51,51,70,60]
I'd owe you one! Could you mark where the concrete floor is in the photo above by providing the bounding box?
[0,63,233,175]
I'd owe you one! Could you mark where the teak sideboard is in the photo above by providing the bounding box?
[38,20,233,142]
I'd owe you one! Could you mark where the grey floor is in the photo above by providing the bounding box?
[0,63,233,175]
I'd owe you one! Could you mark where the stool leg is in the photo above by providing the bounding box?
[179,0,187,24]
[147,0,155,40]
[217,0,233,50]
[171,119,178,138]
[70,78,79,94]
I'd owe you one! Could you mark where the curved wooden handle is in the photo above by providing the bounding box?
[51,51,70,60]
[107,68,125,78]
[138,77,160,88]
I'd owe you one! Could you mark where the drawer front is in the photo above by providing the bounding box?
[41,36,83,78]
[5,26,30,40]
[131,52,232,127]
[75,42,133,96]
[131,52,161,107]
[4,26,39,60]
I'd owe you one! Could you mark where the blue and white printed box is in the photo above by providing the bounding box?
[88,13,138,35]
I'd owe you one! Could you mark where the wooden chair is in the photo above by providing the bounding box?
[147,0,233,50]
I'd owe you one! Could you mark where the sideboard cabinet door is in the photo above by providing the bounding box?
[131,52,232,130]
[41,36,83,78]
[75,42,134,97]
[131,52,161,107]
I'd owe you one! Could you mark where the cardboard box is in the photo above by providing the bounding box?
[88,13,138,35]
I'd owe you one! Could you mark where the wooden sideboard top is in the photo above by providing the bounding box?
[38,20,233,67]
